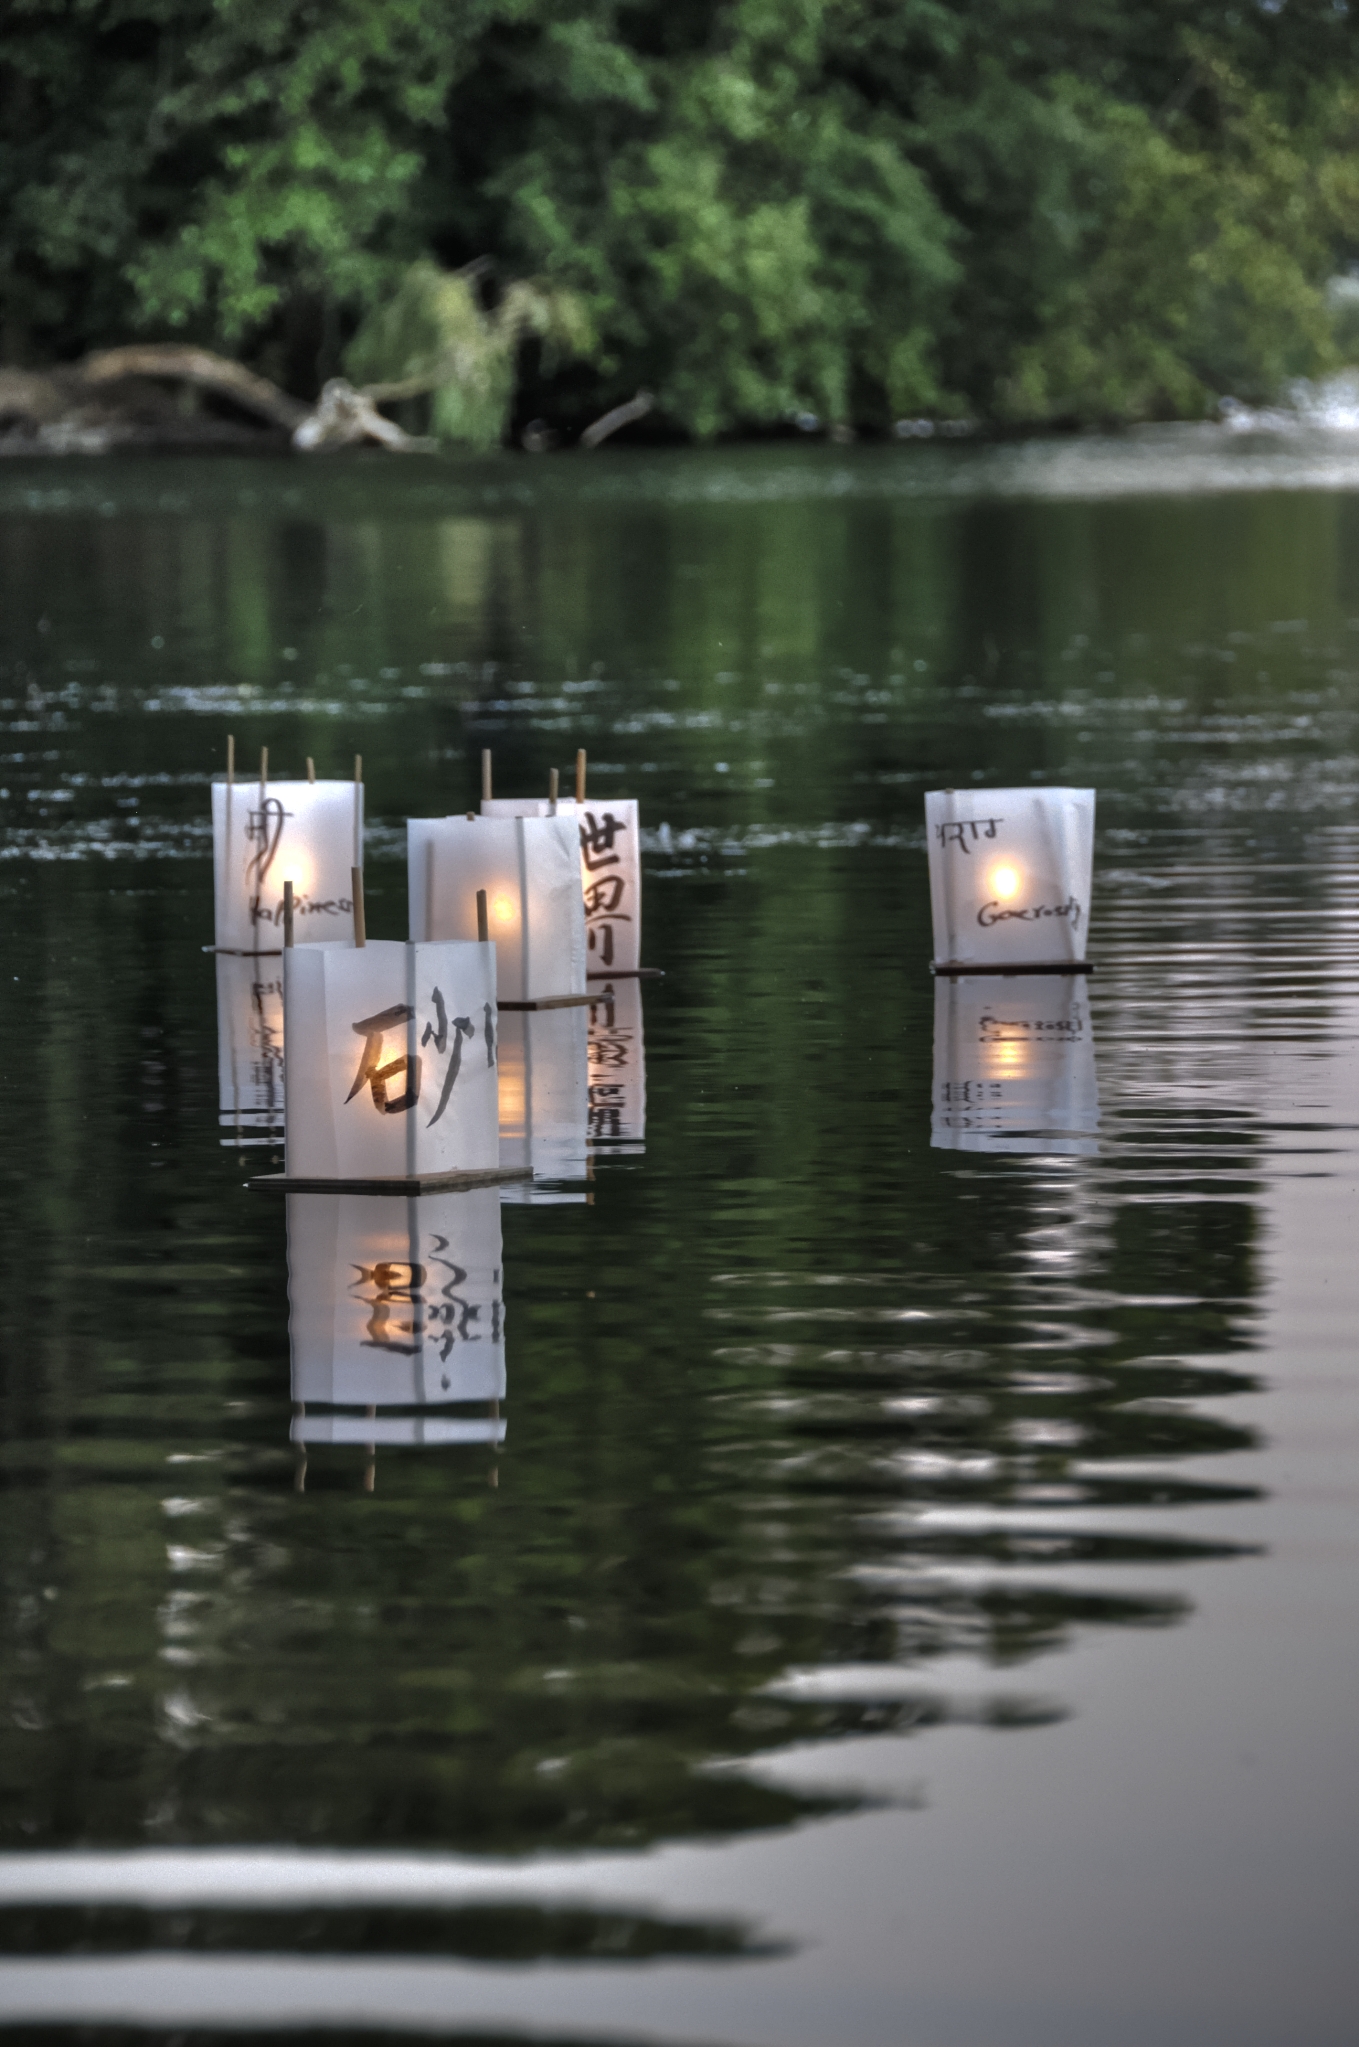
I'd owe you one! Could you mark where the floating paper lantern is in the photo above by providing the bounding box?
[283,937,499,1182]
[587,979,647,1152]
[931,972,1099,1156]
[480,751,642,975]
[287,1188,505,1446]
[212,753,363,952]
[216,952,284,1145]
[407,815,586,1005]
[925,787,1094,971]
[497,1006,589,1202]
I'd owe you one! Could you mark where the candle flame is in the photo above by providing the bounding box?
[492,892,517,926]
[989,863,1020,900]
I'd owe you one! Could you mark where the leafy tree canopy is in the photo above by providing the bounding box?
[4,0,1359,439]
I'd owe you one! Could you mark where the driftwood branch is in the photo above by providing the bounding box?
[80,346,309,431]
[580,388,654,449]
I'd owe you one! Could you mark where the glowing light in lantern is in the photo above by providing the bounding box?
[989,863,1021,900]
[492,893,516,927]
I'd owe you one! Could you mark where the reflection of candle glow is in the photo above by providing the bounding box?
[492,892,517,926]
[982,1032,1028,1078]
[989,863,1020,900]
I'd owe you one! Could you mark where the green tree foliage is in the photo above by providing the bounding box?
[5,0,1359,436]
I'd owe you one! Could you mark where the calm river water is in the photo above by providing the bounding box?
[0,435,1354,2046]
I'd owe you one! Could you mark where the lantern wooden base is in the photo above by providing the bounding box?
[497,993,597,1011]
[249,1165,533,1195]
[203,945,284,957]
[932,959,1094,977]
[586,968,664,981]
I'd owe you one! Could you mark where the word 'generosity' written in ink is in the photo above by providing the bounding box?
[978,895,1083,929]
[935,817,1004,852]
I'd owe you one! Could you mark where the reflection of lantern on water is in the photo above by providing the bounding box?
[408,815,585,1005]
[212,754,363,953]
[283,937,499,1182]
[587,979,647,1153]
[288,1189,505,1448]
[216,953,285,1145]
[931,973,1099,1155]
[925,787,1094,972]
[496,1005,589,1201]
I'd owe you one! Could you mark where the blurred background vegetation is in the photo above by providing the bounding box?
[6,1,1359,442]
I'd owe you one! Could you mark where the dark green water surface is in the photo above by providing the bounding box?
[0,442,1354,2046]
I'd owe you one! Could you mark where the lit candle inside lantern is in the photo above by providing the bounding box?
[480,759,642,975]
[283,936,499,1183]
[212,767,363,952]
[496,1006,589,1198]
[408,814,586,1005]
[925,787,1095,972]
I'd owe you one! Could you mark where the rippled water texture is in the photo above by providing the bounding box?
[0,439,1355,2046]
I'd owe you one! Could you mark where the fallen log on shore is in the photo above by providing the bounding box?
[0,346,434,457]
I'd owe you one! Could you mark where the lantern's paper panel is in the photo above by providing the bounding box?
[284,939,498,1180]
[482,796,641,973]
[216,953,284,1143]
[287,1189,504,1411]
[925,787,1094,967]
[212,779,362,952]
[931,973,1099,1155]
[587,979,647,1153]
[408,815,586,1003]
[497,1006,589,1200]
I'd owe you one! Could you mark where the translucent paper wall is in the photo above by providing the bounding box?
[408,814,585,1003]
[287,1187,505,1445]
[931,972,1099,1155]
[496,1006,589,1191]
[924,787,1094,968]
[283,939,498,1181]
[483,796,642,973]
[212,779,362,952]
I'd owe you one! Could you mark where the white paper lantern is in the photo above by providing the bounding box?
[931,972,1099,1155]
[925,787,1094,970]
[212,777,362,952]
[587,979,647,1152]
[287,1187,505,1445]
[216,952,285,1145]
[283,939,499,1182]
[483,796,642,975]
[407,814,585,1004]
[497,1006,589,1202]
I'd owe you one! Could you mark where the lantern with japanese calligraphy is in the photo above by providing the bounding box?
[482,795,642,976]
[288,1187,506,1447]
[283,938,499,1182]
[931,971,1099,1155]
[496,1005,590,1199]
[925,787,1095,971]
[407,814,586,1004]
[587,978,647,1152]
[213,763,363,952]
[216,952,285,1145]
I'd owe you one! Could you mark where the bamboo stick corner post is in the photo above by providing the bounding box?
[351,866,366,948]
[482,749,493,802]
[575,748,587,804]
